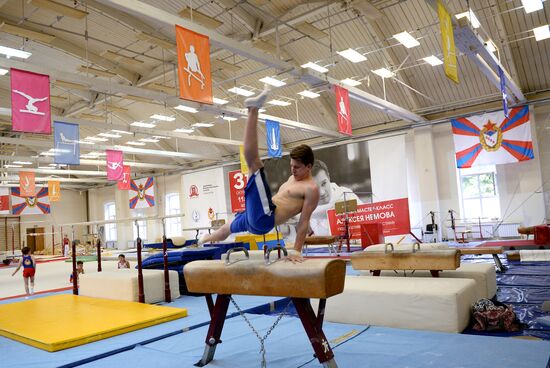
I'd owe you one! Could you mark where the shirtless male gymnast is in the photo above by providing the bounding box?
[198,87,320,261]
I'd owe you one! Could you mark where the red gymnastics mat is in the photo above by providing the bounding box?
[479,239,548,249]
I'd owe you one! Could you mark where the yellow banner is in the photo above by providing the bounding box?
[48,180,61,202]
[239,145,248,175]
[437,0,459,84]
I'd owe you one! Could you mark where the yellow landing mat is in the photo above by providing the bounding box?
[0,294,187,352]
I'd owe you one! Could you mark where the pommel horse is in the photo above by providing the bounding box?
[351,243,460,277]
[184,247,346,367]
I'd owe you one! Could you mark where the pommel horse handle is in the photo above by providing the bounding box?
[265,245,287,265]
[384,243,394,253]
[225,247,249,265]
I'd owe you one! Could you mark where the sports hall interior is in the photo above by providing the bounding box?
[0,1,549,367]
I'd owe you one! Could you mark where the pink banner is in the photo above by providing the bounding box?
[106,150,124,180]
[117,165,131,190]
[334,85,352,136]
[11,68,51,134]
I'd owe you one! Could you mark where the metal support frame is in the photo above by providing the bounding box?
[195,294,337,367]
[161,218,172,303]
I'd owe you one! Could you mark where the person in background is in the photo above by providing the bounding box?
[63,234,70,257]
[309,160,362,236]
[11,246,37,297]
[118,254,130,269]
[70,260,85,284]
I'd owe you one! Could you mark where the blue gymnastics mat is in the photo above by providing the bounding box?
[78,314,550,368]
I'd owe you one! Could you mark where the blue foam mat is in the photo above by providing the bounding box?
[78,315,550,368]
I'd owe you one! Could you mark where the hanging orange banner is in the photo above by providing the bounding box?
[19,171,35,197]
[48,180,61,202]
[175,25,213,104]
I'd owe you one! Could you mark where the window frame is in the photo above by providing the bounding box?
[165,193,181,238]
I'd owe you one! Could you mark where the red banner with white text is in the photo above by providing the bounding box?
[327,197,410,238]
[228,170,247,213]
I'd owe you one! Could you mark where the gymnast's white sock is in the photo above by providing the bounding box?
[245,85,270,108]
[197,238,205,247]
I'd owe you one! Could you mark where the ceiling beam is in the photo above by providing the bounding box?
[0,136,215,160]
[0,15,139,83]
[104,0,426,124]
[424,0,525,103]
[215,0,257,33]
[0,155,180,170]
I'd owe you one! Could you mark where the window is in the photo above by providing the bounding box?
[133,216,147,240]
[165,193,181,237]
[104,202,117,241]
[459,165,501,220]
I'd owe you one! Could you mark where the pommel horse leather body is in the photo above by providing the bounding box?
[185,258,344,298]
[351,245,460,277]
[184,249,345,368]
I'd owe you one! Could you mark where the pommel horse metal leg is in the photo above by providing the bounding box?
[196,295,338,367]
[196,294,231,367]
[293,298,337,367]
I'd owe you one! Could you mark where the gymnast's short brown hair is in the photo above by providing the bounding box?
[290,144,314,167]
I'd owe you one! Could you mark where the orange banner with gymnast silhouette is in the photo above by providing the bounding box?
[48,180,61,202]
[19,171,35,197]
[327,197,410,238]
[176,25,213,104]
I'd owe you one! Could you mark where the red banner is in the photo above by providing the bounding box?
[117,165,131,190]
[176,25,213,104]
[327,198,411,238]
[0,194,9,211]
[228,170,247,213]
[334,85,352,136]
[11,68,51,134]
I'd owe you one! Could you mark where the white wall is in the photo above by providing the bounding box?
[367,104,547,240]
[19,189,87,253]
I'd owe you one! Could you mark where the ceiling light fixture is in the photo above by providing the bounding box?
[213,97,229,105]
[4,164,23,168]
[522,0,543,13]
[174,128,194,133]
[393,31,420,48]
[341,78,361,87]
[98,133,122,138]
[192,122,214,128]
[337,48,367,63]
[300,62,329,73]
[126,141,146,146]
[534,25,550,41]
[228,87,255,97]
[0,45,31,59]
[139,138,160,143]
[268,100,292,106]
[174,105,198,113]
[298,90,320,98]
[372,68,395,78]
[131,121,156,128]
[219,116,238,122]
[259,76,286,87]
[111,130,133,135]
[423,55,443,66]
[150,114,176,121]
[12,161,32,165]
[85,136,109,142]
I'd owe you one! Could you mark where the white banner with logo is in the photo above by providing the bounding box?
[181,167,228,238]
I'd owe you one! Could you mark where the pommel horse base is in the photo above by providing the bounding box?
[351,243,460,277]
[184,247,346,367]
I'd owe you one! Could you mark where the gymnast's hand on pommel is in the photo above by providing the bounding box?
[285,253,304,263]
